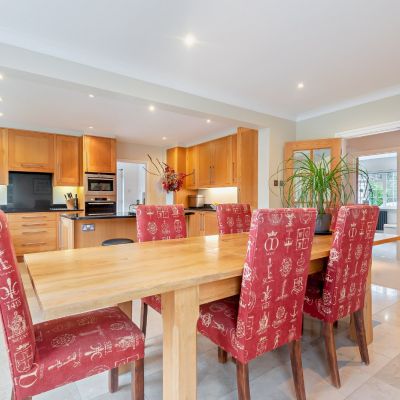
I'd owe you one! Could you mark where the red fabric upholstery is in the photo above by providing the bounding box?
[198,208,317,364]
[0,211,144,400]
[304,205,379,323]
[216,203,252,234]
[136,204,187,242]
[136,205,187,313]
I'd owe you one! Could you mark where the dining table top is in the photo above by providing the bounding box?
[25,232,399,320]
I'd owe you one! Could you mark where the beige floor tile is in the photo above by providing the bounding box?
[373,353,400,391]
[345,376,400,400]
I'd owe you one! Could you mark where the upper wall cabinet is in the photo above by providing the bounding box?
[185,145,198,189]
[8,129,55,173]
[197,136,232,187]
[54,135,81,186]
[0,129,8,185]
[83,135,116,174]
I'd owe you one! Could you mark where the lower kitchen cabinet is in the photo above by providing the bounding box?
[8,212,58,257]
[188,211,219,237]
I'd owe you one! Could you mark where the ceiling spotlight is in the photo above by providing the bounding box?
[206,119,211,124]
[0,112,3,117]
[88,126,94,129]
[184,34,197,48]
[0,74,3,80]
[0,97,2,102]
[88,94,95,98]
[148,105,155,112]
[297,82,304,89]
[162,136,167,141]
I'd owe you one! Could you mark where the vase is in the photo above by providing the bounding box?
[315,213,332,235]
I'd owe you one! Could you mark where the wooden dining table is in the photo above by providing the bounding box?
[25,232,400,400]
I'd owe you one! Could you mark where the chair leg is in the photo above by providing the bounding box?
[236,361,250,400]
[140,302,148,337]
[132,358,144,400]
[353,309,370,365]
[218,346,228,363]
[108,367,119,393]
[289,339,306,400]
[333,320,339,329]
[323,322,341,388]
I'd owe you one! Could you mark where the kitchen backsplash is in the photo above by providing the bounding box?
[198,187,238,204]
[0,186,6,205]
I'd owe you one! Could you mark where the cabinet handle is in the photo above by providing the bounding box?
[209,166,212,184]
[192,169,196,186]
[232,162,235,183]
[21,223,47,227]
[21,216,47,220]
[22,231,48,235]
[22,242,47,246]
[21,163,44,168]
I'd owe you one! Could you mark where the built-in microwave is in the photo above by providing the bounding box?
[84,173,116,197]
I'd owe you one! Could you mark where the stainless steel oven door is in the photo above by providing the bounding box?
[85,174,116,196]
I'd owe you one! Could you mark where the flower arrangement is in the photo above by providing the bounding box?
[145,154,190,193]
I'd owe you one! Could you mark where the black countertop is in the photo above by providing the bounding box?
[0,206,84,213]
[61,211,195,221]
[186,206,216,212]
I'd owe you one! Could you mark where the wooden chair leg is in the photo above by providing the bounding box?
[140,302,148,336]
[289,339,306,400]
[236,361,250,400]
[218,346,228,363]
[323,322,341,388]
[108,367,119,393]
[333,320,339,329]
[353,309,370,365]
[132,358,144,400]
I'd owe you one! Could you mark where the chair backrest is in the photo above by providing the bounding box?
[216,203,252,234]
[318,205,379,322]
[235,208,317,362]
[136,205,187,242]
[0,211,36,381]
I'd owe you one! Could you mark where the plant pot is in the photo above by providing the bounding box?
[315,213,332,235]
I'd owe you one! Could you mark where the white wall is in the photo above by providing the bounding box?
[116,141,166,205]
[296,95,400,140]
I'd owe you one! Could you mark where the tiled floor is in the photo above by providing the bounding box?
[1,265,400,399]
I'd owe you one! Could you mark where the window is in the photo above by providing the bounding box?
[358,171,397,208]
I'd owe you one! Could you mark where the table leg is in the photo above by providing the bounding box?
[118,301,133,375]
[162,286,199,400]
[350,261,373,344]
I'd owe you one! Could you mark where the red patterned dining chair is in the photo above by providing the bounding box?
[216,203,252,234]
[303,205,379,388]
[198,208,317,400]
[0,211,144,400]
[136,204,187,336]
[216,203,252,363]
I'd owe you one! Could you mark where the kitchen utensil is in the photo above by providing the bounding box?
[188,195,205,208]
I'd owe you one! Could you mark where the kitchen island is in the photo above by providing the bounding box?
[60,211,195,249]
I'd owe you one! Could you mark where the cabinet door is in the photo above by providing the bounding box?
[211,136,230,186]
[54,135,81,186]
[197,142,212,187]
[187,212,203,237]
[186,146,198,189]
[204,212,219,235]
[8,129,55,172]
[83,135,116,173]
[0,129,8,185]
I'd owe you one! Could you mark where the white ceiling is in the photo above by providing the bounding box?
[0,0,400,138]
[0,72,237,146]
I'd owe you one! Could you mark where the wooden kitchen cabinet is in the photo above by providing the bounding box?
[186,145,198,189]
[8,129,55,172]
[83,135,116,173]
[188,211,219,237]
[54,135,81,186]
[196,137,231,187]
[0,129,8,184]
[229,134,237,185]
[7,212,57,257]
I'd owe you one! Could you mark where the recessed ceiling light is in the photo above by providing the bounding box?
[0,97,2,102]
[0,112,3,117]
[88,126,94,129]
[0,74,3,80]
[88,94,95,98]
[297,82,304,89]
[184,34,197,48]
[162,136,167,141]
[148,105,155,112]
[206,119,211,124]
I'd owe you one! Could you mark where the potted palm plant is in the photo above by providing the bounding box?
[275,153,370,234]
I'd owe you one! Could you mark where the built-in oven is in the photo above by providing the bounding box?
[85,199,117,216]
[84,173,116,197]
